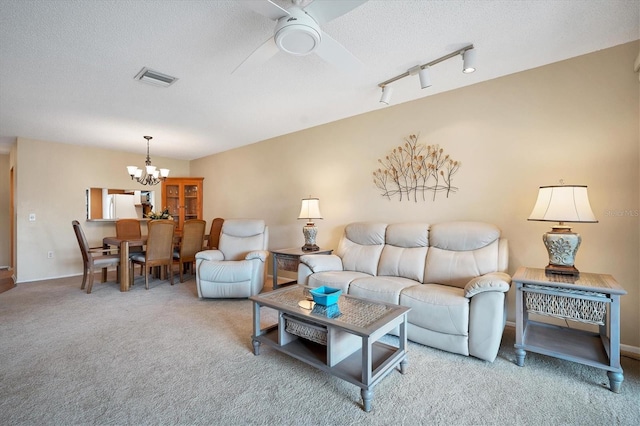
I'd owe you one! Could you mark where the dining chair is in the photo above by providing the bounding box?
[72,220,120,294]
[130,219,176,290]
[116,218,143,275]
[173,219,207,283]
[206,217,224,249]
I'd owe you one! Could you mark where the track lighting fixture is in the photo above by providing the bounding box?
[418,66,432,89]
[379,85,393,105]
[462,49,476,73]
[377,45,475,105]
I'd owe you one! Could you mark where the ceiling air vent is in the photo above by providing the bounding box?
[134,67,178,87]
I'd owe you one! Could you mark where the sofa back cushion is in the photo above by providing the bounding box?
[378,223,429,282]
[423,222,501,288]
[336,222,387,276]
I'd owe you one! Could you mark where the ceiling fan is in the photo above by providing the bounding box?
[233,0,368,74]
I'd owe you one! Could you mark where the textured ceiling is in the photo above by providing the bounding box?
[0,0,638,159]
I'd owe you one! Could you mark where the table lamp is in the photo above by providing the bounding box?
[528,185,598,276]
[298,197,322,251]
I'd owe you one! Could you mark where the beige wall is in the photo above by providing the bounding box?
[191,41,640,348]
[14,137,190,282]
[0,154,10,266]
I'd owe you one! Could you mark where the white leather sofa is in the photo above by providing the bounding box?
[297,221,511,362]
[195,219,269,298]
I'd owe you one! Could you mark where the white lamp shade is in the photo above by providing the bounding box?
[126,166,139,176]
[160,168,170,178]
[528,185,598,223]
[298,198,323,220]
[134,169,143,178]
[146,165,157,174]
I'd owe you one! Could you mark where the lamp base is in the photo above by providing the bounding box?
[545,263,579,276]
[301,223,319,252]
[542,226,582,277]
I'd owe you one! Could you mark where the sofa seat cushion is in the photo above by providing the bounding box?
[307,271,372,293]
[399,284,469,336]
[349,276,419,304]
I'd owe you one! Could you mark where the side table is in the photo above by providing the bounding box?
[270,247,333,290]
[513,266,627,392]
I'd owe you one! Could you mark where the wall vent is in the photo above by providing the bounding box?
[134,67,178,87]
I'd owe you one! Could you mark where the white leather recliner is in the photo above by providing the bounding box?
[195,219,269,298]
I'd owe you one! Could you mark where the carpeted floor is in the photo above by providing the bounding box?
[0,273,638,425]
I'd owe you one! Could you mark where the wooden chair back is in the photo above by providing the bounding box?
[145,220,176,263]
[116,219,141,239]
[180,219,207,259]
[72,220,91,263]
[208,218,224,249]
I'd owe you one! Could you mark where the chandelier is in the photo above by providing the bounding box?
[126,136,170,186]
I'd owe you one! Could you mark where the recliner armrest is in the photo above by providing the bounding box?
[464,272,511,298]
[299,254,344,273]
[195,250,224,262]
[246,250,268,262]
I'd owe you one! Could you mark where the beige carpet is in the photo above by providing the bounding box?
[0,274,638,425]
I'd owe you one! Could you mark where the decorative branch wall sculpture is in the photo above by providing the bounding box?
[373,134,461,202]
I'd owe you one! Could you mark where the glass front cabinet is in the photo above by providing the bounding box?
[161,177,204,234]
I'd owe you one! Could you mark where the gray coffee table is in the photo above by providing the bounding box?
[250,285,410,412]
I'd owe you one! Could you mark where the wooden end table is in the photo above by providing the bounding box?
[513,266,627,392]
[270,247,332,290]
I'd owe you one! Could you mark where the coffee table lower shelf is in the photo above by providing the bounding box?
[254,325,405,389]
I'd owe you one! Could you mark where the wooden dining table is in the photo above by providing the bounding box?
[103,235,147,291]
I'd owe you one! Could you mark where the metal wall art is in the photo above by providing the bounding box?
[373,134,461,202]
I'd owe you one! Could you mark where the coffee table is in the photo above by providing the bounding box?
[250,286,410,412]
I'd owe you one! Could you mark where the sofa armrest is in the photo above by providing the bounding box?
[299,254,344,273]
[464,272,511,298]
[246,250,268,262]
[195,250,224,262]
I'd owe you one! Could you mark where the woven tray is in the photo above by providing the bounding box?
[524,285,607,325]
[284,315,327,345]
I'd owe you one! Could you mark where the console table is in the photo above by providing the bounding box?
[270,247,332,290]
[513,267,627,392]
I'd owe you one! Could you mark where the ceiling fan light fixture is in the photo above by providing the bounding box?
[274,9,321,55]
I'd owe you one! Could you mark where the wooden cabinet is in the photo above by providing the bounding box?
[161,177,204,234]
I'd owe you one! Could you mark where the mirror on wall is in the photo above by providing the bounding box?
[86,188,156,220]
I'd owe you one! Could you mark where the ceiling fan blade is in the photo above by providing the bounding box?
[232,36,280,74]
[241,0,289,21]
[314,30,364,74]
[303,0,368,24]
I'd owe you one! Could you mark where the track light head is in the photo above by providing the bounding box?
[418,67,431,89]
[379,86,393,105]
[462,49,476,73]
